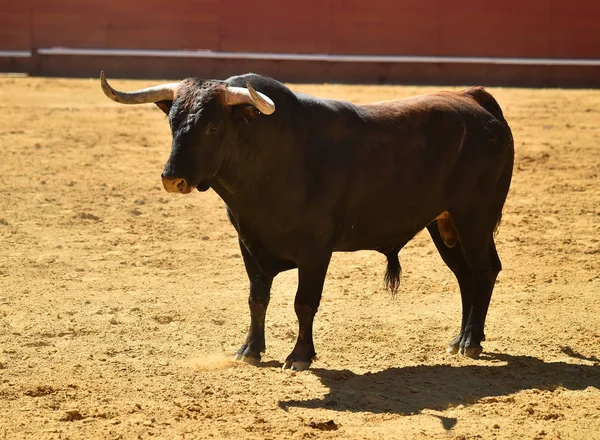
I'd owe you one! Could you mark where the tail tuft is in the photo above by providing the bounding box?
[384,252,401,297]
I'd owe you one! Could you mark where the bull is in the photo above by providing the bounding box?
[100,72,514,370]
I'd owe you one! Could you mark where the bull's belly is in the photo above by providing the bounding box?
[332,210,440,252]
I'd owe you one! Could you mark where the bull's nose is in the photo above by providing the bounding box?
[161,175,192,194]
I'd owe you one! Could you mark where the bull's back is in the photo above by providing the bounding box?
[460,86,505,121]
[322,90,512,250]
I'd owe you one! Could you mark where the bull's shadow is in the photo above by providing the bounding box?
[279,353,600,416]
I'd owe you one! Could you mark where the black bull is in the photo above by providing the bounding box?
[101,73,514,371]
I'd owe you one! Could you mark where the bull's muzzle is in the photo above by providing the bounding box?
[161,175,193,194]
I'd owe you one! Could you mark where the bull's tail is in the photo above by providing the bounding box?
[493,135,515,235]
[384,251,401,297]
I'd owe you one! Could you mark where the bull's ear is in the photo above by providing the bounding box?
[155,100,173,115]
[232,105,258,125]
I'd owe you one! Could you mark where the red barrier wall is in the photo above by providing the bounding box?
[2,0,599,58]
[1,1,599,85]
[1,1,32,51]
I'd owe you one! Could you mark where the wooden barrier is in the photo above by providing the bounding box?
[1,0,599,86]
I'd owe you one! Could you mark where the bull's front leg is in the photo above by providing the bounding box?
[234,240,273,365]
[282,247,332,371]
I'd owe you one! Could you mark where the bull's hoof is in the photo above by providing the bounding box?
[282,359,311,371]
[233,353,261,366]
[460,344,483,359]
[446,343,460,355]
[446,342,482,358]
[234,344,262,366]
[446,332,484,358]
[446,334,462,355]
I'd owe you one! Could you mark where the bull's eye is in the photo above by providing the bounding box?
[207,124,219,134]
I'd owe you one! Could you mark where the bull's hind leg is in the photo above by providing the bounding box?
[451,215,501,358]
[428,218,501,358]
[458,235,501,358]
[234,240,274,365]
[426,223,474,355]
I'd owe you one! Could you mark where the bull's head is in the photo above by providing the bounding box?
[100,72,275,194]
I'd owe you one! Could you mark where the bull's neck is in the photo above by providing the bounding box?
[209,97,363,214]
[210,139,297,214]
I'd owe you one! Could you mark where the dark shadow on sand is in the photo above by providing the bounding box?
[279,353,600,420]
[259,360,284,368]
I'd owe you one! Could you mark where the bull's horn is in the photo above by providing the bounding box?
[224,82,275,115]
[100,71,180,104]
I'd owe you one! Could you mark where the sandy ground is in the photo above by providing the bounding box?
[0,76,599,440]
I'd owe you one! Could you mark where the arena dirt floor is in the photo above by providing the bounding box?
[0,76,599,440]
